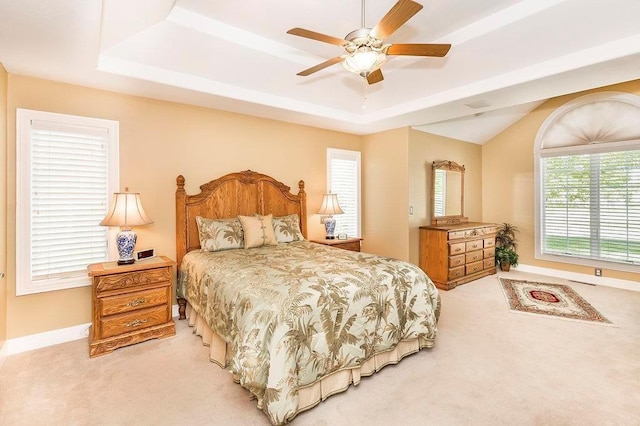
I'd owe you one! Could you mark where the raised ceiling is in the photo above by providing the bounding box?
[1,0,640,143]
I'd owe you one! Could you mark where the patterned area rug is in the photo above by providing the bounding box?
[499,278,612,325]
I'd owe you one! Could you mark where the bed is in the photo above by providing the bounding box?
[175,170,440,425]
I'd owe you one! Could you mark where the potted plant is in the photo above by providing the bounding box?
[495,222,518,271]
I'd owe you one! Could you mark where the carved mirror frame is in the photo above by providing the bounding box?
[431,160,468,226]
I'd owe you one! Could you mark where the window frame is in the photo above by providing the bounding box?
[326,148,361,238]
[16,109,120,295]
[535,140,640,273]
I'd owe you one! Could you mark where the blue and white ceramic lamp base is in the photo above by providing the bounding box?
[116,228,137,265]
[324,216,336,239]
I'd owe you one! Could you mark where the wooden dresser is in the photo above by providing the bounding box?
[88,256,176,357]
[419,222,496,290]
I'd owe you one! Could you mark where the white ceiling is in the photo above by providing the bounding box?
[1,0,640,143]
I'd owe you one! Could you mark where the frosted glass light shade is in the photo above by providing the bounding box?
[343,47,386,77]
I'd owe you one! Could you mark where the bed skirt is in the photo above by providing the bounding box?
[185,302,434,420]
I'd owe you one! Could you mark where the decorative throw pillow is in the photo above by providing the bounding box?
[272,214,305,243]
[238,214,278,249]
[196,216,244,252]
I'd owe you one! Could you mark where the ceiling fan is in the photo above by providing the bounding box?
[287,0,451,85]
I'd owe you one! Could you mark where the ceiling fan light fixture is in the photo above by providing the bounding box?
[342,46,386,78]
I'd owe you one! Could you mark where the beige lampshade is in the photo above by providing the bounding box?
[100,192,153,227]
[317,193,344,216]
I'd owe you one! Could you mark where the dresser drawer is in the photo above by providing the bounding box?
[465,239,483,252]
[95,267,171,293]
[483,247,495,258]
[465,251,483,263]
[483,258,495,269]
[483,238,495,248]
[466,261,483,275]
[100,287,168,317]
[449,254,465,267]
[449,242,466,255]
[448,266,465,280]
[100,305,169,339]
[448,230,466,240]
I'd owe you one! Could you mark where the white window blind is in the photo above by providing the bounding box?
[541,147,640,266]
[327,148,361,237]
[17,109,119,295]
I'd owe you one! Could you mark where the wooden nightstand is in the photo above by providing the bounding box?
[87,256,176,358]
[311,237,362,252]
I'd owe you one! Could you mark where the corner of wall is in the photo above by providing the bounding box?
[1,61,9,347]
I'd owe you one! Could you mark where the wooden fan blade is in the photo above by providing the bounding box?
[387,43,451,57]
[297,56,344,76]
[370,0,423,40]
[287,28,347,47]
[367,69,384,85]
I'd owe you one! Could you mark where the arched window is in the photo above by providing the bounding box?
[535,92,640,271]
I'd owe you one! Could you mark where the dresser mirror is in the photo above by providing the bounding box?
[431,160,468,225]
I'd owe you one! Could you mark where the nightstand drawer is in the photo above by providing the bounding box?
[95,268,171,293]
[100,287,168,316]
[335,241,361,252]
[100,306,169,339]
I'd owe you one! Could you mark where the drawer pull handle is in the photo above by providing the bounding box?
[455,248,462,252]
[125,319,148,328]
[126,298,146,307]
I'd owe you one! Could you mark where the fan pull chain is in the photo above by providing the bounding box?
[362,77,368,110]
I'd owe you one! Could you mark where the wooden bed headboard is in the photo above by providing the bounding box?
[175,170,307,266]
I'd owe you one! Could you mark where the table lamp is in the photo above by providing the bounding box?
[100,192,153,265]
[317,193,344,239]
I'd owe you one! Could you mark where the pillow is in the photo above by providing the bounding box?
[272,214,305,243]
[196,216,244,252]
[238,214,278,249]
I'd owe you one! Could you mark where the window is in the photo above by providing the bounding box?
[539,143,640,266]
[535,92,640,271]
[327,148,361,237]
[16,109,119,295]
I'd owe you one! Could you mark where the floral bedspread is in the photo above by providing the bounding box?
[178,241,439,425]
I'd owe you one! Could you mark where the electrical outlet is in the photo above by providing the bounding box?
[320,216,326,224]
[595,268,602,277]
[409,206,414,215]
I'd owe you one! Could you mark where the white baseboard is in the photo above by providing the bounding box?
[514,264,639,292]
[3,304,181,356]
[4,322,92,356]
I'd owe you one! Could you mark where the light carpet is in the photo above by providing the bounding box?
[499,277,613,325]
[1,270,639,425]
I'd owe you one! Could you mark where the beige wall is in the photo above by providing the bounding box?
[362,128,410,261]
[5,74,362,338]
[408,129,483,265]
[0,63,7,346]
[482,79,640,284]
